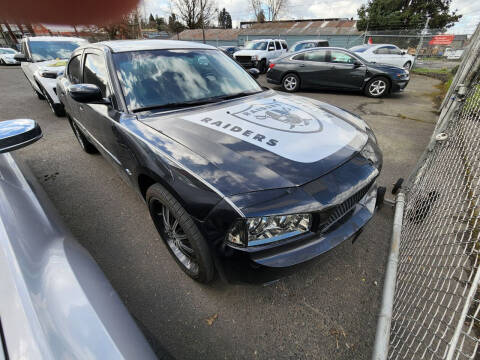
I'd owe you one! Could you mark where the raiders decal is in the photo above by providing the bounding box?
[180,97,366,163]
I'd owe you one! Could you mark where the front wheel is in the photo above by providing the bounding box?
[403,61,412,70]
[282,73,300,92]
[257,59,266,74]
[364,77,390,98]
[147,183,214,283]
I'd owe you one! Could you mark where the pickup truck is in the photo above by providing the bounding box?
[233,39,288,73]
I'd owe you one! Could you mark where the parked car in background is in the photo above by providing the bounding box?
[267,47,410,97]
[0,47,20,65]
[289,39,329,52]
[0,119,156,359]
[444,48,464,60]
[350,44,415,69]
[58,40,382,283]
[233,39,288,73]
[15,36,88,116]
[219,45,241,58]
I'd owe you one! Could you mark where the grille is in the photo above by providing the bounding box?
[236,56,253,64]
[319,182,373,233]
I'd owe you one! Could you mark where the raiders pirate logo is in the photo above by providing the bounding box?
[230,101,323,133]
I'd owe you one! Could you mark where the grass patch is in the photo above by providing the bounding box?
[413,67,456,107]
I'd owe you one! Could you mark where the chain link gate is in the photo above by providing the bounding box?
[373,24,480,360]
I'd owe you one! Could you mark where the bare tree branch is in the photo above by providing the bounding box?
[172,0,216,29]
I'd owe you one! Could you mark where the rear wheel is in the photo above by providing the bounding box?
[0,59,5,65]
[282,73,300,92]
[69,118,97,154]
[364,76,390,98]
[147,183,214,283]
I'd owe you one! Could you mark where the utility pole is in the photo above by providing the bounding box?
[200,0,206,44]
[413,16,430,68]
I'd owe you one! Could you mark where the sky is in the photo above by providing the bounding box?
[140,0,480,34]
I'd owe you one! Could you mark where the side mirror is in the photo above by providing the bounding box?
[14,53,29,62]
[67,84,110,104]
[0,119,42,153]
[268,47,275,51]
[353,60,363,67]
[401,51,406,55]
[248,68,260,79]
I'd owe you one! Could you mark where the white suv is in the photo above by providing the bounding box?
[15,36,88,116]
[233,39,288,73]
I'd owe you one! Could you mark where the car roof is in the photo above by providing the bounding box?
[0,47,15,50]
[25,36,87,42]
[94,40,217,53]
[294,39,328,44]
[248,39,286,42]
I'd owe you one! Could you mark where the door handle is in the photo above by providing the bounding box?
[299,64,305,67]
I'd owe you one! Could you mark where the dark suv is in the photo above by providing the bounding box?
[57,40,382,283]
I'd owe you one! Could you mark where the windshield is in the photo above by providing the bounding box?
[113,49,263,112]
[29,40,85,62]
[291,42,316,52]
[0,48,16,54]
[244,41,268,50]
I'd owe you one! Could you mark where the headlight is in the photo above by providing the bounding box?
[360,134,381,168]
[396,72,409,80]
[227,213,312,247]
[251,55,258,61]
[40,70,59,79]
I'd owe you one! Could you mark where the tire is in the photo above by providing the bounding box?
[282,73,300,92]
[68,118,98,154]
[41,86,65,117]
[147,183,215,283]
[364,76,390,98]
[257,59,267,74]
[403,61,412,70]
[35,89,45,100]
[0,59,5,65]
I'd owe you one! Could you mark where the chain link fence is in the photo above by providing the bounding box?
[373,23,480,360]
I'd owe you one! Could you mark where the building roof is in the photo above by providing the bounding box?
[239,19,361,36]
[173,28,242,41]
[98,39,216,52]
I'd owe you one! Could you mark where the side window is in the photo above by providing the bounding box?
[83,53,109,97]
[374,47,389,55]
[330,51,356,64]
[275,41,281,50]
[68,55,82,84]
[304,50,328,62]
[281,42,287,50]
[268,42,275,51]
[304,42,315,49]
[389,46,402,55]
[293,53,304,61]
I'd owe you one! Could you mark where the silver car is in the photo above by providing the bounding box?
[0,119,156,359]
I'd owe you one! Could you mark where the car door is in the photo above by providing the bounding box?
[294,49,331,88]
[325,50,366,90]
[388,46,406,67]
[372,46,391,65]
[274,40,282,57]
[267,41,276,61]
[79,50,127,176]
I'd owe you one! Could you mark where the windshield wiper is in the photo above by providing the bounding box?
[213,90,263,101]
[132,98,223,113]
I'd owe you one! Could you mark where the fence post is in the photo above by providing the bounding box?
[371,192,405,360]
[413,17,430,68]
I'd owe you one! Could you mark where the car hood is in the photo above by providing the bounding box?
[138,91,369,196]
[234,49,264,56]
[1,53,16,59]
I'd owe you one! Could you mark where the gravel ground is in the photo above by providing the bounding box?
[1,66,441,359]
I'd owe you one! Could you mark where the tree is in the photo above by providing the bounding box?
[218,8,232,29]
[155,15,168,31]
[168,13,185,35]
[172,0,216,29]
[357,0,461,31]
[257,9,266,23]
[266,0,287,21]
[148,13,156,28]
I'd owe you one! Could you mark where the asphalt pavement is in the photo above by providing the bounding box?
[1,66,441,359]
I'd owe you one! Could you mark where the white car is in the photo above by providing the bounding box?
[0,47,20,65]
[233,39,288,73]
[350,44,415,70]
[16,36,88,116]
